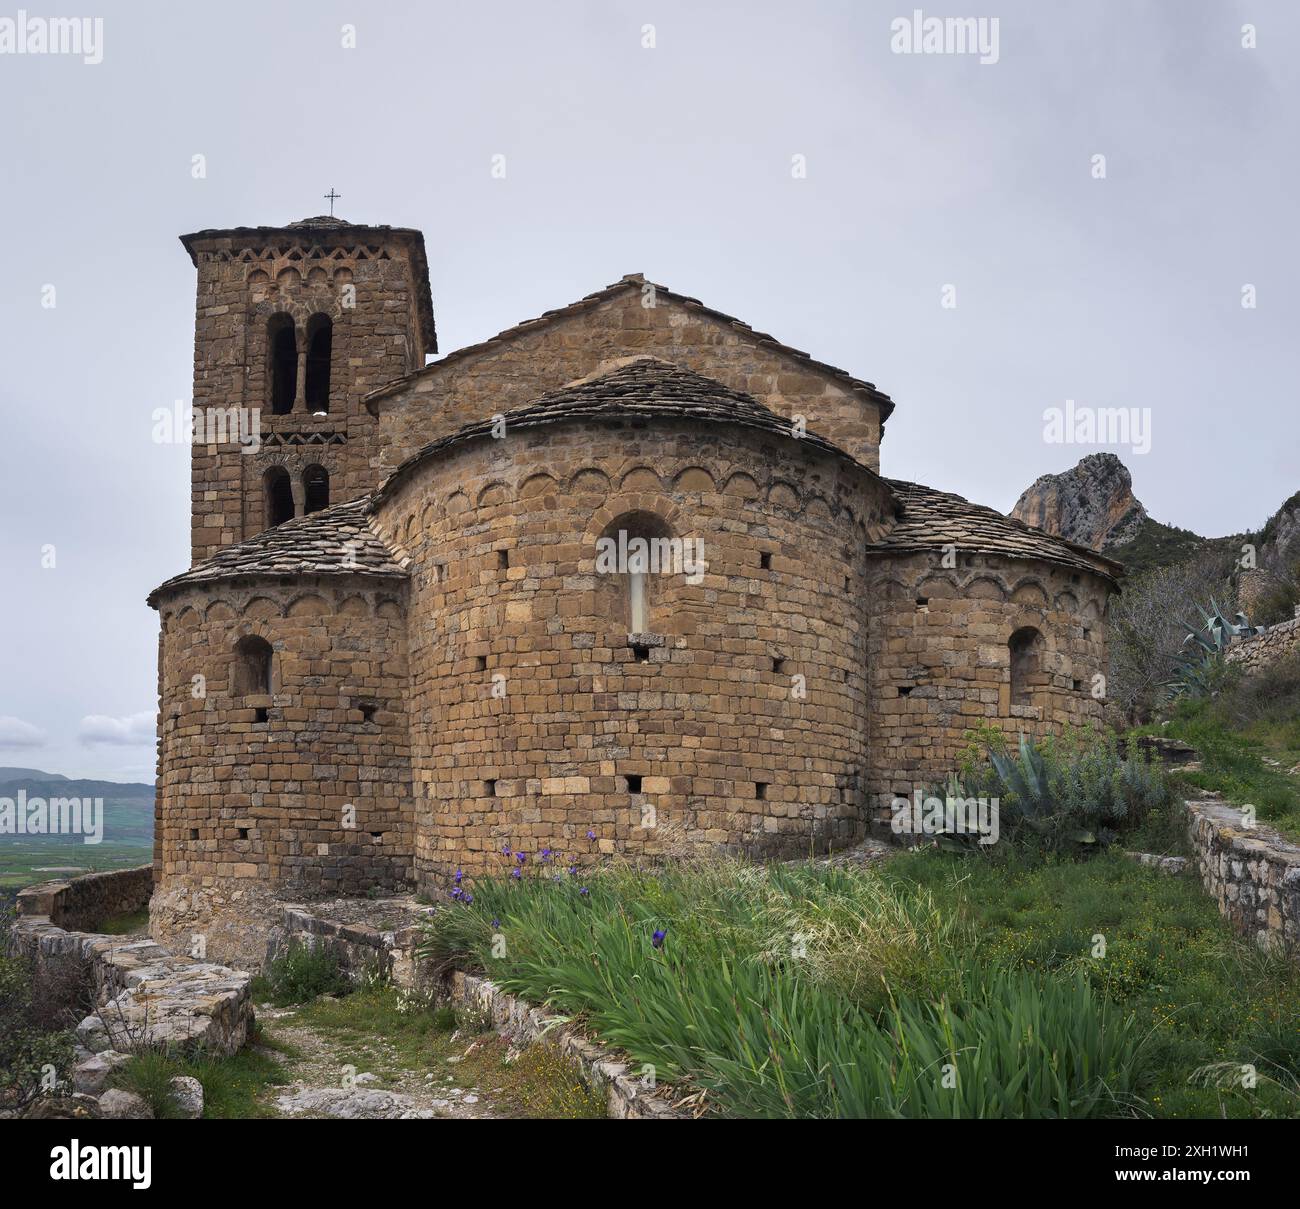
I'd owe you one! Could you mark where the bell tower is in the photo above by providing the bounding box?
[180,215,436,565]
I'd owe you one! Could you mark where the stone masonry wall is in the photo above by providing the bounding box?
[151,575,414,960]
[864,553,1111,819]
[16,865,153,933]
[371,286,886,481]
[1225,609,1300,674]
[187,227,429,564]
[372,418,894,888]
[1186,798,1300,956]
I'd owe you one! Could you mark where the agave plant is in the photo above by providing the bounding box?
[1164,599,1263,700]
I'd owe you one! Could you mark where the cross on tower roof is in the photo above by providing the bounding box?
[323,188,342,216]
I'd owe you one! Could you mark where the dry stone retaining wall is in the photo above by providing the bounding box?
[1225,609,1300,675]
[1186,798,1300,956]
[11,870,253,1058]
[16,865,152,933]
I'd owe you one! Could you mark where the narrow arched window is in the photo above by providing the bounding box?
[264,467,295,528]
[304,314,332,413]
[1009,626,1045,707]
[598,510,674,636]
[268,315,297,415]
[303,464,329,515]
[233,635,273,696]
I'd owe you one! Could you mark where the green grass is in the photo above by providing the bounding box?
[98,909,149,936]
[886,849,1300,1118]
[421,856,1285,1118]
[1132,701,1300,840]
[110,1042,290,1119]
[421,854,1300,1118]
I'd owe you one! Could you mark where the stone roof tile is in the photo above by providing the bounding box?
[869,479,1124,582]
[148,497,405,607]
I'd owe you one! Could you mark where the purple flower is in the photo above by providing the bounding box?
[511,867,522,880]
[454,868,463,883]
[464,893,473,905]
[540,848,553,863]
[502,844,512,856]
[492,918,500,928]
[586,830,596,841]
[568,865,578,876]
[579,886,589,896]
[652,929,666,949]
[516,851,526,865]
[553,874,562,882]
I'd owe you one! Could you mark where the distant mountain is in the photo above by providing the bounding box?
[0,770,155,883]
[1009,456,1299,616]
[1010,453,1148,551]
[0,775,153,800]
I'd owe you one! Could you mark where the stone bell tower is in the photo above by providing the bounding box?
[180,215,436,565]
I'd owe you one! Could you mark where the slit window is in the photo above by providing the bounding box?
[625,774,643,794]
[755,782,769,800]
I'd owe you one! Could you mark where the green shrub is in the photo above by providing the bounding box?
[0,952,76,1111]
[0,909,77,1112]
[952,728,1172,855]
[250,941,351,1006]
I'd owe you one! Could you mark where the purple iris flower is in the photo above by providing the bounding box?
[652,929,666,949]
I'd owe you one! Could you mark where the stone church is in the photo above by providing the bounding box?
[147,215,1121,957]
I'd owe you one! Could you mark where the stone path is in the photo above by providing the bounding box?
[255,1004,509,1120]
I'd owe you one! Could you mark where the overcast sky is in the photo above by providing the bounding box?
[0,0,1295,781]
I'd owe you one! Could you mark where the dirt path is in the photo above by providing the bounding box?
[254,1001,512,1119]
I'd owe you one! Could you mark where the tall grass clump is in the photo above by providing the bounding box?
[421,859,1149,1117]
[250,941,351,1006]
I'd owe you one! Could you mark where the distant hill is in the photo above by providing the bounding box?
[0,770,154,895]
[0,766,69,782]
